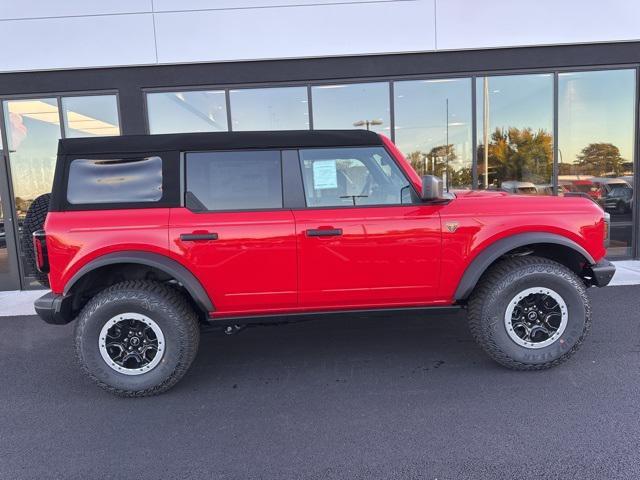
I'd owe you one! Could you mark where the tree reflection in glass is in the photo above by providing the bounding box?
[476,74,554,194]
[559,69,635,256]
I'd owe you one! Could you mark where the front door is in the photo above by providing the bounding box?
[170,150,297,316]
[294,146,442,309]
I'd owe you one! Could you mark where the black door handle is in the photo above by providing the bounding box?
[306,228,343,237]
[180,233,218,241]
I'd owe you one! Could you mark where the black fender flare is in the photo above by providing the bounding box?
[64,251,214,313]
[454,232,595,301]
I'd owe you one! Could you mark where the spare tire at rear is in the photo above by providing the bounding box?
[21,193,51,287]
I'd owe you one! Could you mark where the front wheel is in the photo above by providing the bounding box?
[74,281,200,396]
[468,256,591,370]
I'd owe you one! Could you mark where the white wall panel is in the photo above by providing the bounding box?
[0,14,157,73]
[436,0,640,50]
[0,0,151,20]
[154,1,435,64]
[153,0,410,12]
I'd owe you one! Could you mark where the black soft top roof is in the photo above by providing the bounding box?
[57,130,383,156]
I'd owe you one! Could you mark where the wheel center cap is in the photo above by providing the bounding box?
[130,336,141,347]
[527,311,538,321]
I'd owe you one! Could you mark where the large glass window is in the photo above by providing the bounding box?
[559,69,636,257]
[230,87,309,131]
[394,78,473,189]
[147,90,228,134]
[62,95,120,138]
[311,82,390,134]
[3,98,61,286]
[3,98,60,219]
[476,74,554,194]
[299,147,413,207]
[0,134,8,281]
[185,151,282,211]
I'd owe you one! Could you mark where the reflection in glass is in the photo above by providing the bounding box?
[4,98,60,218]
[0,133,4,275]
[0,166,7,277]
[230,87,309,131]
[394,78,472,189]
[311,82,390,134]
[476,74,554,194]
[62,95,120,138]
[559,69,635,256]
[147,90,228,134]
[3,98,62,286]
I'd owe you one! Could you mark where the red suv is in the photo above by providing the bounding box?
[29,130,614,396]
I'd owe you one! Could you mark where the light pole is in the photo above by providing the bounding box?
[353,119,383,130]
[483,77,490,189]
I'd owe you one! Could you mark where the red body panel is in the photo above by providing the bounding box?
[45,209,172,294]
[169,208,297,314]
[44,134,609,318]
[293,205,442,308]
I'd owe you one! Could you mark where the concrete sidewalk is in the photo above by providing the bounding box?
[2,260,639,317]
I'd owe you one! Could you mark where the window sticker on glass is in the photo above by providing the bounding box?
[313,160,338,190]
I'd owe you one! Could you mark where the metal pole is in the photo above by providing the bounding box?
[446,97,450,191]
[483,77,490,188]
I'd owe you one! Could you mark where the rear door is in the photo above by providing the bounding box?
[169,149,297,316]
[293,146,442,309]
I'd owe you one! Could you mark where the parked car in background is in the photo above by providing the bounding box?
[535,184,556,196]
[500,180,538,195]
[590,177,632,210]
[559,179,601,201]
[604,185,633,214]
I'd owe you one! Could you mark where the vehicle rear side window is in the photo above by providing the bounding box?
[185,150,282,211]
[67,156,163,205]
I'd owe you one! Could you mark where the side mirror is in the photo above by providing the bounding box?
[421,175,444,200]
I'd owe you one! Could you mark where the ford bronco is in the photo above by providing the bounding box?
[29,130,615,396]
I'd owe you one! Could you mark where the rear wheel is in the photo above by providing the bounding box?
[20,193,51,287]
[468,256,591,370]
[74,280,200,396]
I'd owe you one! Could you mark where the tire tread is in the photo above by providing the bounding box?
[468,255,591,370]
[74,280,200,397]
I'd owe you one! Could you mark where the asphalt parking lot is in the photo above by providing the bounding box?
[1,286,639,480]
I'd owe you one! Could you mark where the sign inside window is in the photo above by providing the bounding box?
[312,160,338,190]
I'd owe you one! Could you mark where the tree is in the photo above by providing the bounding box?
[477,127,553,187]
[575,143,625,176]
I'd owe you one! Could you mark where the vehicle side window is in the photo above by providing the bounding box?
[67,157,163,205]
[185,150,282,211]
[298,147,414,207]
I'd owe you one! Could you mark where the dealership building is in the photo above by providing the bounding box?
[0,0,639,291]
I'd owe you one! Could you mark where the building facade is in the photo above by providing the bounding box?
[1,0,639,290]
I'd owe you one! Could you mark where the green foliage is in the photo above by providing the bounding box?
[575,143,625,176]
[477,127,553,187]
[405,144,470,188]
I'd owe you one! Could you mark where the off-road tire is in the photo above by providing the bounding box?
[20,193,51,287]
[468,256,591,370]
[74,280,200,397]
